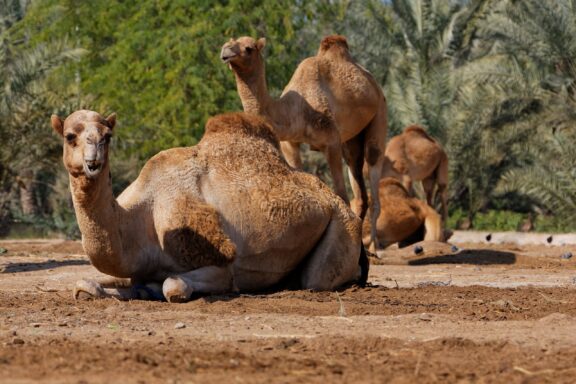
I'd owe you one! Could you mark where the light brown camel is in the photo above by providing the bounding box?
[51,110,368,302]
[360,177,445,250]
[382,125,448,222]
[221,35,388,248]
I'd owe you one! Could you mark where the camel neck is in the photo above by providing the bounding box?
[234,66,274,115]
[70,169,130,277]
[233,66,291,140]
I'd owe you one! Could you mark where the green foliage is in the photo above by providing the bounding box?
[471,210,525,231]
[23,0,327,160]
[1,0,576,236]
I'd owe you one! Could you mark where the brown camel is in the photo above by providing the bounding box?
[360,177,445,250]
[382,125,448,222]
[51,110,368,302]
[221,35,388,248]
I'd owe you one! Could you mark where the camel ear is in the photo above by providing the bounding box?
[105,113,116,129]
[256,37,266,51]
[51,114,64,136]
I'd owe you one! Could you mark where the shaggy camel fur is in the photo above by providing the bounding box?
[221,35,388,248]
[51,110,368,302]
[382,125,448,222]
[360,178,444,249]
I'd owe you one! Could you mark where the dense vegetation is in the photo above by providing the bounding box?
[0,0,575,238]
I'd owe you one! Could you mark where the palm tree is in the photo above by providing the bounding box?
[478,0,576,223]
[0,0,84,227]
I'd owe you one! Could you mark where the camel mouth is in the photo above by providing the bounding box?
[83,161,103,178]
[221,54,235,63]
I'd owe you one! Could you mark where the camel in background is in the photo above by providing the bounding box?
[360,177,446,250]
[51,110,368,302]
[382,125,448,222]
[221,35,388,248]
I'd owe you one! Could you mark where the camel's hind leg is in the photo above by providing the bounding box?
[324,142,349,205]
[343,133,368,219]
[300,201,365,290]
[280,141,303,169]
[422,153,449,223]
[436,152,449,223]
[363,106,387,250]
[162,265,235,303]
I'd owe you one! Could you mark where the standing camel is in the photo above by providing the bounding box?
[382,125,448,222]
[221,35,388,248]
[51,110,368,302]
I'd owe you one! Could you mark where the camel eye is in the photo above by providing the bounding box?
[65,133,76,143]
[245,46,254,54]
[103,133,112,144]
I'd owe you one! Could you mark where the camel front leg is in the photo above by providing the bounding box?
[74,276,131,300]
[162,265,235,303]
[325,144,349,204]
[280,141,303,169]
[74,276,165,301]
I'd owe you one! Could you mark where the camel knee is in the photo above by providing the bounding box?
[162,276,193,303]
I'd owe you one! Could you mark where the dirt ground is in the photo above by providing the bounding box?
[1,234,576,383]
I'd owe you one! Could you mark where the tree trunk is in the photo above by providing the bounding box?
[19,169,37,216]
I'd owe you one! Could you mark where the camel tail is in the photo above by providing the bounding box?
[318,35,349,55]
[358,245,370,287]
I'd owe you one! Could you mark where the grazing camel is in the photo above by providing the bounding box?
[51,110,368,302]
[382,125,448,222]
[221,35,388,248]
[360,177,445,250]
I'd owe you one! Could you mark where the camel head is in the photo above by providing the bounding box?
[51,110,116,179]
[220,36,266,74]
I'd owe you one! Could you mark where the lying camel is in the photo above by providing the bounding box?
[360,177,444,249]
[221,35,387,249]
[382,125,448,222]
[51,110,368,302]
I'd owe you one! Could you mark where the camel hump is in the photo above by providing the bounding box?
[318,35,349,55]
[404,124,436,143]
[205,112,279,149]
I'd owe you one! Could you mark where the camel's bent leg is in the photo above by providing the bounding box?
[162,265,235,303]
[418,202,443,242]
[280,141,302,169]
[73,276,145,300]
[324,142,349,205]
[363,106,387,250]
[343,134,367,218]
[300,203,364,290]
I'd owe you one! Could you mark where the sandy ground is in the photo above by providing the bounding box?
[1,234,576,383]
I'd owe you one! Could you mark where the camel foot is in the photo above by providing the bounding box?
[73,279,106,300]
[162,277,193,303]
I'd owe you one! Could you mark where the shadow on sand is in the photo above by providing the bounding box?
[2,259,90,273]
[408,249,516,265]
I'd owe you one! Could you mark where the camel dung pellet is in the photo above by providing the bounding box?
[12,338,24,345]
